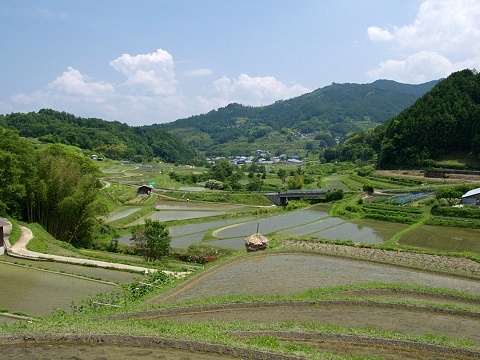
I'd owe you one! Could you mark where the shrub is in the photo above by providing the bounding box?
[325,189,344,202]
[363,184,374,195]
[356,166,373,177]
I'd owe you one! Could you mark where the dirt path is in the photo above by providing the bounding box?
[3,221,189,276]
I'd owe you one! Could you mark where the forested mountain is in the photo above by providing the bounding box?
[0,109,202,165]
[374,69,480,168]
[153,79,439,156]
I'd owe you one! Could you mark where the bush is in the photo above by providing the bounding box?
[356,166,374,177]
[431,204,480,219]
[325,189,344,202]
[363,184,374,195]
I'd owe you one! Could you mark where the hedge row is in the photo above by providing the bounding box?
[431,205,480,219]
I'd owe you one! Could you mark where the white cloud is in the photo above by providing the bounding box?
[367,51,456,83]
[184,68,213,76]
[110,48,177,96]
[367,26,394,41]
[5,49,309,125]
[368,0,480,83]
[211,73,309,104]
[49,66,114,99]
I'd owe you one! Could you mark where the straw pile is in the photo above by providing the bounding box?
[245,232,269,252]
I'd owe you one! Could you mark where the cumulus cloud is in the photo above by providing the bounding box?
[6,48,309,125]
[209,74,309,105]
[110,48,177,95]
[367,26,394,41]
[49,66,114,99]
[367,0,480,83]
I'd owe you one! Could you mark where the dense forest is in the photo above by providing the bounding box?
[338,69,480,168]
[0,109,202,165]
[341,69,480,168]
[381,69,480,167]
[154,79,438,156]
[0,128,107,247]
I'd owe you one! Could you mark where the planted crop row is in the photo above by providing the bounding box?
[425,217,480,229]
[363,203,423,214]
[431,205,480,219]
[363,212,418,224]
[348,173,398,189]
[368,175,424,186]
[360,204,423,224]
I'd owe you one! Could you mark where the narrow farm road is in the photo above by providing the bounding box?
[7,225,156,273]
[4,221,189,276]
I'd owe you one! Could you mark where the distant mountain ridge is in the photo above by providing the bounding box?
[153,79,439,156]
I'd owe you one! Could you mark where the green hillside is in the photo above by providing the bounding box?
[154,79,438,157]
[377,69,480,168]
[0,109,202,165]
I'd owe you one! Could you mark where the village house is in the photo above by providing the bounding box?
[137,185,153,196]
[461,187,480,205]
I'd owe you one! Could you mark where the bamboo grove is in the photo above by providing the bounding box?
[0,127,108,247]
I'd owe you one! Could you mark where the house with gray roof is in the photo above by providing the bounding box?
[461,187,480,205]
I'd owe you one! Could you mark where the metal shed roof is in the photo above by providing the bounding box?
[462,187,480,198]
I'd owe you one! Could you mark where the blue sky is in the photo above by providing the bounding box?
[1,0,479,126]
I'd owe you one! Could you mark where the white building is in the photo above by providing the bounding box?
[461,188,480,205]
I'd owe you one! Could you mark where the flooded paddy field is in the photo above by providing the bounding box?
[169,217,255,249]
[214,208,330,238]
[154,253,480,304]
[0,343,239,360]
[0,262,117,316]
[212,207,407,245]
[150,303,480,346]
[106,207,141,222]
[1,257,143,284]
[127,200,259,226]
[399,225,480,254]
[310,219,409,244]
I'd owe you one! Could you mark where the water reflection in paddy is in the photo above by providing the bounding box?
[107,207,141,222]
[215,209,330,238]
[311,219,408,244]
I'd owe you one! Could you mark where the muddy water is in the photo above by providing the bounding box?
[160,254,480,303]
[0,344,236,360]
[0,262,117,316]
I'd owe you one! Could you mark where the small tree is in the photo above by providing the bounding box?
[435,187,462,206]
[287,174,304,190]
[246,177,264,191]
[277,169,287,184]
[363,184,374,195]
[131,219,171,262]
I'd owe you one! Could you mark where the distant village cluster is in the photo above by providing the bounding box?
[207,150,303,166]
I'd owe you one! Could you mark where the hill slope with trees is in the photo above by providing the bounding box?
[376,69,480,168]
[153,79,438,156]
[0,109,202,165]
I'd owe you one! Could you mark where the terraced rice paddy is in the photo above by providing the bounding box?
[153,253,480,303]
[399,225,480,254]
[0,342,238,360]
[0,261,117,316]
[126,251,480,359]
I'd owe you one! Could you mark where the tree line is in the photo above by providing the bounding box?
[0,127,107,247]
[325,69,480,169]
[0,109,203,165]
